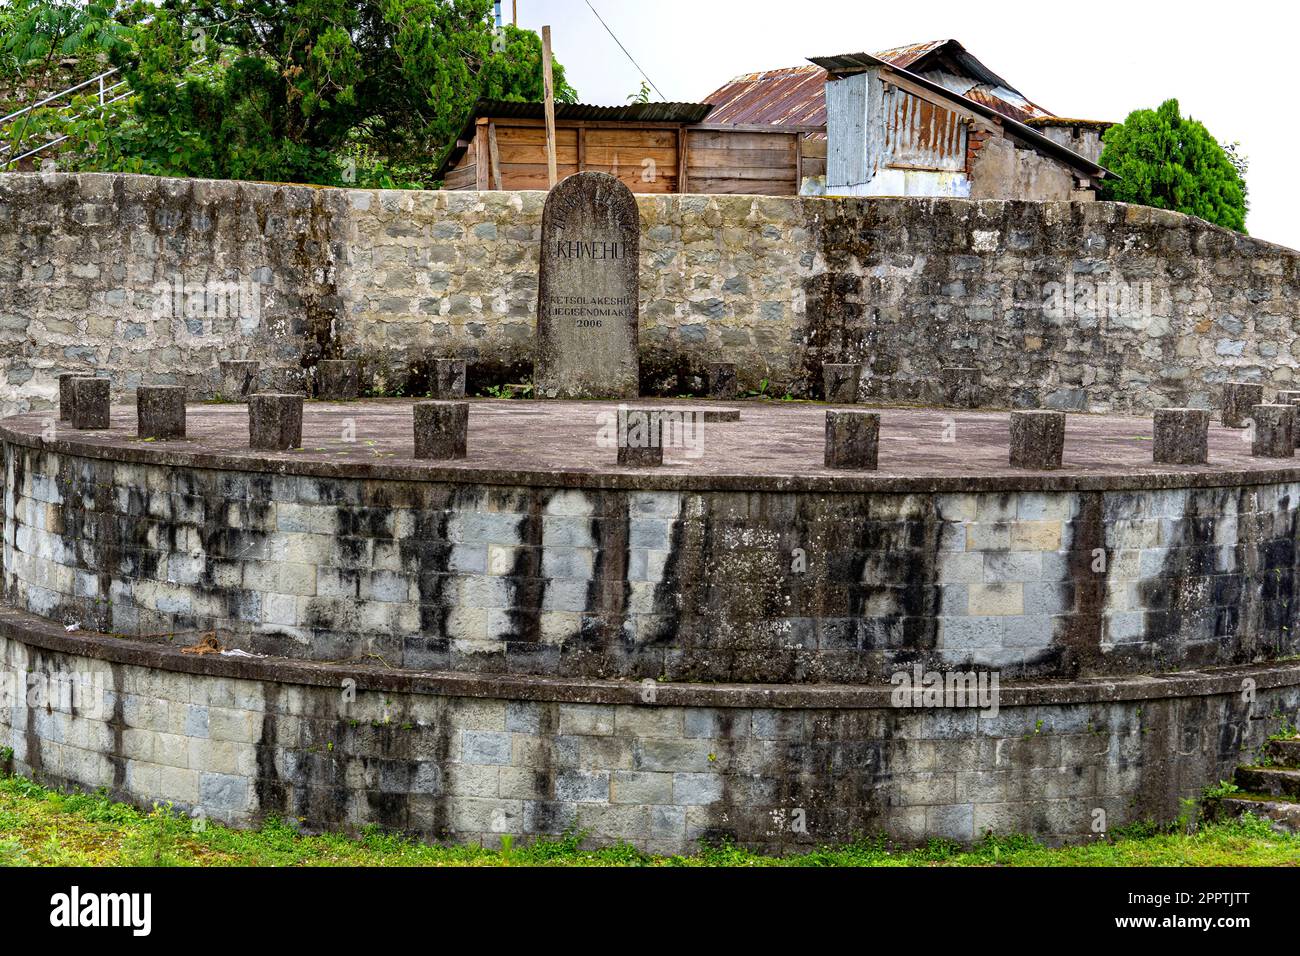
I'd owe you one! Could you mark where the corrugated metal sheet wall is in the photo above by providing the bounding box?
[881,83,966,171]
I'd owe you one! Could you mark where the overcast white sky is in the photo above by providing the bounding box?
[510,0,1299,250]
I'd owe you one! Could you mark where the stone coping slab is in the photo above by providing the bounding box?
[3,605,1297,710]
[4,399,1300,494]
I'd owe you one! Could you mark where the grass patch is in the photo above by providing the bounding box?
[0,773,1297,867]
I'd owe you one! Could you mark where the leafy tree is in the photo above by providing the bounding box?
[0,4,18,74]
[478,23,577,105]
[1221,140,1249,190]
[1099,98,1248,233]
[0,0,129,73]
[0,0,128,147]
[9,0,577,186]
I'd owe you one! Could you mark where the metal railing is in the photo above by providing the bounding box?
[0,67,132,167]
[1,89,135,167]
[0,57,210,169]
[0,66,127,127]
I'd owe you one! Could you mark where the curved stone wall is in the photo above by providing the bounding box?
[5,411,1300,684]
[6,399,1300,850]
[3,610,1297,851]
[2,172,1297,416]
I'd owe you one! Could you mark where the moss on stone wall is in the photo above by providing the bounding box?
[1,173,1297,416]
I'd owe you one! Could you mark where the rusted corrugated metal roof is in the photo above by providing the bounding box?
[872,39,950,70]
[962,88,1049,125]
[699,65,828,130]
[701,39,1054,130]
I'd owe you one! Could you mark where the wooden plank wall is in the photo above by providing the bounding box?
[685,128,798,195]
[444,120,679,192]
[799,137,827,183]
[443,120,809,196]
[581,126,679,193]
[444,140,477,189]
[493,123,581,189]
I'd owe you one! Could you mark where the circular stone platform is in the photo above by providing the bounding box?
[3,399,1300,851]
[3,398,1298,490]
[3,398,1300,681]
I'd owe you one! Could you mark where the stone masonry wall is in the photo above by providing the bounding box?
[2,628,1296,852]
[6,440,1300,684]
[1,172,1297,416]
[806,200,1300,412]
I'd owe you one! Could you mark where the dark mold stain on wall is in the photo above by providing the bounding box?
[1055,491,1109,677]
[7,444,1300,683]
[504,490,546,660]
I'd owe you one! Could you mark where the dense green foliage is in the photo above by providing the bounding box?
[0,0,129,67]
[1,0,578,187]
[1099,98,1248,232]
[0,1,125,124]
[0,6,15,77]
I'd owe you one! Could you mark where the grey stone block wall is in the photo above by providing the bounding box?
[2,632,1296,853]
[1,173,1296,415]
[4,443,1300,683]
[0,174,336,417]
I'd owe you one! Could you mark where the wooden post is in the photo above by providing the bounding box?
[794,132,804,194]
[474,119,490,191]
[677,127,688,194]
[512,0,518,26]
[488,121,503,190]
[542,25,558,188]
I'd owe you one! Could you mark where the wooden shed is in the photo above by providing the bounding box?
[437,99,824,196]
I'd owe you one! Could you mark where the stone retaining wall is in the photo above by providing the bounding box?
[2,172,1297,416]
[6,438,1300,683]
[3,615,1296,852]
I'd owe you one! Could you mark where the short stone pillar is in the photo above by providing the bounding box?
[1222,381,1264,428]
[824,410,880,470]
[248,393,303,451]
[1009,410,1065,470]
[674,369,706,395]
[1153,408,1210,465]
[70,377,110,430]
[258,365,308,395]
[617,408,663,467]
[1251,404,1295,458]
[430,359,467,400]
[1276,391,1300,447]
[822,364,860,404]
[941,367,981,409]
[707,362,738,400]
[316,360,360,400]
[218,360,258,401]
[137,386,186,440]
[413,401,468,460]
[58,372,82,421]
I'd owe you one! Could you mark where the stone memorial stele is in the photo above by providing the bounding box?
[534,171,640,399]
